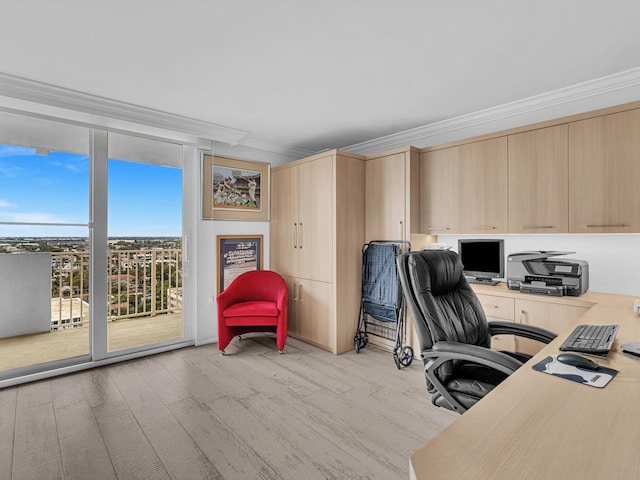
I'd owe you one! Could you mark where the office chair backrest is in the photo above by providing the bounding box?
[397,250,491,379]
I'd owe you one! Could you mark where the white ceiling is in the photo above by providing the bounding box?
[1,0,640,154]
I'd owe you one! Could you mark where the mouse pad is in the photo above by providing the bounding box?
[532,355,618,388]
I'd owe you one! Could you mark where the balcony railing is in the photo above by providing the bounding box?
[51,248,182,331]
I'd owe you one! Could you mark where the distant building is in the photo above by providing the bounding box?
[167,287,183,312]
[50,298,89,331]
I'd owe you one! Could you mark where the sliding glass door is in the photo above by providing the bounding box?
[0,112,190,382]
[0,112,90,375]
[106,133,184,353]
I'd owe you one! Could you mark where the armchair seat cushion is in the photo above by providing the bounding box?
[224,300,279,318]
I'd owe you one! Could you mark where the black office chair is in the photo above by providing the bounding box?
[396,249,556,414]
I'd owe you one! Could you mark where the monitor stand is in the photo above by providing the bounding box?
[467,277,500,286]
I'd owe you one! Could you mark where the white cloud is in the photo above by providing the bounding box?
[0,145,33,158]
[0,211,72,224]
[0,199,15,208]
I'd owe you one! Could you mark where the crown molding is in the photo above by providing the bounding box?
[0,72,249,146]
[342,67,640,155]
[237,136,316,161]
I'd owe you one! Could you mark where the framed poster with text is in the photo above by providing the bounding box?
[216,235,263,294]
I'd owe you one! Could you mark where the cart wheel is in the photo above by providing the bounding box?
[354,332,368,353]
[399,346,414,367]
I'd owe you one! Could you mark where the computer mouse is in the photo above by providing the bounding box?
[557,353,599,370]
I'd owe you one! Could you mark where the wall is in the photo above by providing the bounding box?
[0,253,51,337]
[440,234,640,298]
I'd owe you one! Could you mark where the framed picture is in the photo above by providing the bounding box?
[202,154,270,221]
[216,235,263,294]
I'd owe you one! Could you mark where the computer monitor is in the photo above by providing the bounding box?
[458,239,504,285]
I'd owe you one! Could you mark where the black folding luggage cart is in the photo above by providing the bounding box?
[354,240,414,369]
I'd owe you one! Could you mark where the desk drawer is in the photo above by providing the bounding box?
[476,294,514,321]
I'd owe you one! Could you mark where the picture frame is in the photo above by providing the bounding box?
[216,234,263,294]
[202,153,270,221]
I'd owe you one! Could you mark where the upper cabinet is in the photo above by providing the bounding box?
[569,109,640,233]
[459,137,508,233]
[508,125,569,233]
[419,102,640,235]
[365,147,420,243]
[420,146,461,234]
[420,137,507,234]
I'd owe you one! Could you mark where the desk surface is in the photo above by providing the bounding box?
[410,291,640,480]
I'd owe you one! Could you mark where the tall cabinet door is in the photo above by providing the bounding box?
[365,152,406,241]
[569,109,640,233]
[459,137,508,233]
[508,125,568,233]
[298,156,333,282]
[297,278,334,351]
[420,147,461,234]
[270,165,299,277]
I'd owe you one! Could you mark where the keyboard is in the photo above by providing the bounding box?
[559,324,620,355]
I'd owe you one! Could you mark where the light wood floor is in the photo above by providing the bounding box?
[0,335,457,480]
[0,314,183,372]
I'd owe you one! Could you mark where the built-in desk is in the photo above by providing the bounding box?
[410,288,640,479]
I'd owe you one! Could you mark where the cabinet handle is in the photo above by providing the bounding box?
[292,283,298,301]
[586,223,628,228]
[426,227,451,231]
[472,226,497,230]
[299,223,303,249]
[520,310,526,323]
[522,225,554,229]
[299,284,303,302]
[398,220,403,241]
[293,223,297,248]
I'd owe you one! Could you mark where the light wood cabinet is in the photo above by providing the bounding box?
[420,146,460,234]
[569,108,640,233]
[270,166,299,278]
[285,276,334,350]
[271,150,365,354]
[298,156,333,282]
[515,299,589,355]
[271,155,333,282]
[508,125,569,233]
[476,293,516,351]
[459,137,508,233]
[475,289,589,356]
[420,137,507,234]
[365,147,420,242]
[417,101,640,235]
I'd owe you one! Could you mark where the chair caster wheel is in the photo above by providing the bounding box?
[278,349,284,354]
[221,350,226,355]
[238,335,242,341]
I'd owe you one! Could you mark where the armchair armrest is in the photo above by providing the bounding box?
[488,321,557,344]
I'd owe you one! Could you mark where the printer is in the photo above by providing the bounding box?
[507,251,589,297]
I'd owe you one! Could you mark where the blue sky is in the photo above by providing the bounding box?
[0,144,181,237]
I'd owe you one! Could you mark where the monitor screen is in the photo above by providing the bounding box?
[458,239,504,284]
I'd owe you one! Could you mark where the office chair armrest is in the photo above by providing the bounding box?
[488,321,557,344]
[427,341,523,374]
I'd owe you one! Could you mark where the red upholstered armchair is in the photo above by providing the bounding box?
[216,270,288,354]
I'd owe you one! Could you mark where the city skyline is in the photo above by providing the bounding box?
[0,144,182,237]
